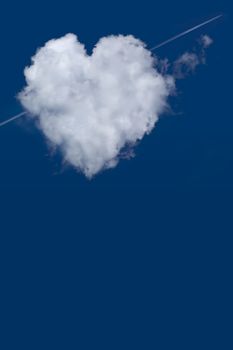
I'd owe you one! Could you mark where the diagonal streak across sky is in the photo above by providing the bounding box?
[0,14,223,129]
[151,14,223,50]
[0,112,27,128]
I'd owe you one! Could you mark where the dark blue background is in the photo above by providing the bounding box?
[0,0,232,349]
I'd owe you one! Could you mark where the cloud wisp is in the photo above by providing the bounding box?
[173,34,213,79]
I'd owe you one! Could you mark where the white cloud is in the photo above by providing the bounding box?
[19,34,174,178]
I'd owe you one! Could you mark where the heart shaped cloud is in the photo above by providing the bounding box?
[19,34,174,178]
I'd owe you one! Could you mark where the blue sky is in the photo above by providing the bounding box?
[0,0,232,349]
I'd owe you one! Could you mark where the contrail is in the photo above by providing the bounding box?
[151,14,223,50]
[0,14,223,130]
[0,112,27,128]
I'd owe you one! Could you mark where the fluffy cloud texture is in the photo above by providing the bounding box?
[19,34,174,177]
[19,33,213,177]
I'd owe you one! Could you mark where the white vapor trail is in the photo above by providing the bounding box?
[0,15,222,131]
[0,112,26,128]
[151,15,222,50]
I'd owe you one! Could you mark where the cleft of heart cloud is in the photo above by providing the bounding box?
[19,34,174,178]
